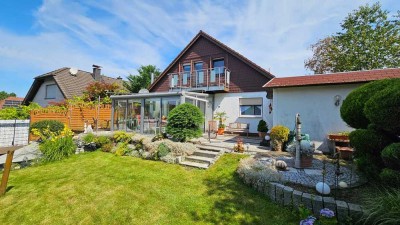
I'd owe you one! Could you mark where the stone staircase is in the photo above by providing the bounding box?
[179,145,224,169]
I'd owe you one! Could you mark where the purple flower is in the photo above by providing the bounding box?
[320,208,335,218]
[300,216,316,225]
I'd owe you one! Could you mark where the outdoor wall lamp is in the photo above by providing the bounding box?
[334,95,341,106]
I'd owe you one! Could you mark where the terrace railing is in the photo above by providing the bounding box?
[169,67,230,92]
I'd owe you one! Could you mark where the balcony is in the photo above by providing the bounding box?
[169,67,230,92]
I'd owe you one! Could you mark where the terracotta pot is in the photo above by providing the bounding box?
[300,155,313,168]
[217,128,225,135]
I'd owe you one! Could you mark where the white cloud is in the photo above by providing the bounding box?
[0,0,397,96]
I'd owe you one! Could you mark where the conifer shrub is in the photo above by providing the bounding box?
[340,79,392,129]
[166,103,204,142]
[381,143,400,170]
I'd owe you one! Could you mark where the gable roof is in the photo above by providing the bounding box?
[263,68,400,88]
[23,67,123,105]
[149,30,274,91]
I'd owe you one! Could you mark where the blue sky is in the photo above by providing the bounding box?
[0,0,399,97]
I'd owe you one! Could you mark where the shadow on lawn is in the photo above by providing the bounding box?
[191,168,286,225]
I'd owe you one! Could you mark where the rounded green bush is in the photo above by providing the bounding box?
[156,143,170,160]
[166,103,204,142]
[257,120,268,132]
[379,168,400,187]
[381,143,400,170]
[355,154,381,178]
[364,79,400,135]
[270,125,290,142]
[30,120,65,138]
[349,129,393,156]
[340,79,393,129]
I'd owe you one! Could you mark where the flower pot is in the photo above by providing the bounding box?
[217,128,225,135]
[328,134,349,141]
[258,132,267,140]
[300,155,313,168]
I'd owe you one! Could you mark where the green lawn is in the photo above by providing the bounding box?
[0,152,297,225]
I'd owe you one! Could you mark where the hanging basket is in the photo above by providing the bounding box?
[300,155,313,168]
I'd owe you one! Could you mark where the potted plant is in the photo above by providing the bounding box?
[270,125,290,151]
[257,119,268,140]
[214,111,227,135]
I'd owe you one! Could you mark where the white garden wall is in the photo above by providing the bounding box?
[272,84,363,151]
[213,92,272,133]
[0,120,30,147]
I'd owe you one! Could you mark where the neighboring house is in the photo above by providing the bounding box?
[149,30,274,133]
[263,68,400,152]
[23,65,123,107]
[0,96,24,109]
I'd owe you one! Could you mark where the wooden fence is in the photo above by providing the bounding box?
[30,104,112,132]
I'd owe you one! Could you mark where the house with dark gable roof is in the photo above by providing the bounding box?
[110,31,274,134]
[23,65,123,107]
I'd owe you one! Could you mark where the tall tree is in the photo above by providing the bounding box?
[0,91,16,100]
[305,3,400,74]
[124,65,161,93]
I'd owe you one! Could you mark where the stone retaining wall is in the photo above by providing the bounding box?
[254,181,364,223]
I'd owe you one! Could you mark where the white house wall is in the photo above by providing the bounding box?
[272,83,363,151]
[213,92,272,133]
[32,78,65,107]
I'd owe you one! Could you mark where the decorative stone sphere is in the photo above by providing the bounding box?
[300,140,311,150]
[265,135,271,141]
[316,182,331,195]
[339,181,348,188]
[275,160,287,170]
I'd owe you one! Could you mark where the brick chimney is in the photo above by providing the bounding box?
[92,65,102,81]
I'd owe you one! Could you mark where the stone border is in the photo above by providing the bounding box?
[254,181,364,223]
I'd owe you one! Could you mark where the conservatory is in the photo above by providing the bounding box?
[110,91,210,134]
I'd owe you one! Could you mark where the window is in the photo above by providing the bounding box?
[45,84,57,99]
[194,62,204,85]
[211,59,224,82]
[239,98,262,117]
[170,74,178,87]
[182,64,191,85]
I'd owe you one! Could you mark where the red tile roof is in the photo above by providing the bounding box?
[263,68,400,88]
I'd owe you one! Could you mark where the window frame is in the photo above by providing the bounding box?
[45,84,57,99]
[239,97,263,118]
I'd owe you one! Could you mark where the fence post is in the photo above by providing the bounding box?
[0,149,15,196]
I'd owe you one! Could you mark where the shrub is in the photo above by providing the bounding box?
[0,102,41,120]
[114,142,131,156]
[379,168,400,186]
[349,129,393,157]
[340,79,393,129]
[381,143,400,170]
[270,125,290,151]
[257,120,268,132]
[113,131,132,143]
[151,133,165,142]
[39,127,76,162]
[360,188,400,225]
[364,79,400,135]
[355,155,381,178]
[101,142,114,152]
[156,143,170,160]
[82,133,96,144]
[95,135,112,148]
[166,103,204,142]
[30,120,64,139]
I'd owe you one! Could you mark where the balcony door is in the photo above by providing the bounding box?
[182,64,191,86]
[194,62,204,87]
[211,59,224,83]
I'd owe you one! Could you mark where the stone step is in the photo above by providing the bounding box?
[185,155,214,164]
[180,160,209,169]
[197,145,224,152]
[193,149,220,158]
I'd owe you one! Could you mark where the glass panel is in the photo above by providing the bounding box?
[161,98,179,132]
[195,62,203,85]
[171,74,178,87]
[183,65,191,86]
[127,99,141,132]
[144,98,161,134]
[240,105,262,116]
[114,100,127,130]
[210,70,216,83]
[46,84,57,99]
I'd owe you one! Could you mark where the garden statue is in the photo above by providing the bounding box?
[295,113,302,168]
